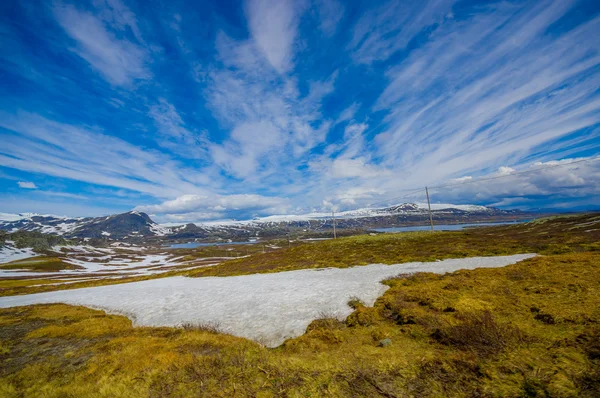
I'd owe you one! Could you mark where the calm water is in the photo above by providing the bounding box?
[374,220,527,233]
[168,241,257,249]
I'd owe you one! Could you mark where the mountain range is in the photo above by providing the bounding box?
[0,203,533,243]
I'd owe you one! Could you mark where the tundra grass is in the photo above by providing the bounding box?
[187,212,600,277]
[0,268,192,297]
[1,252,599,397]
[2,213,599,296]
[0,257,82,272]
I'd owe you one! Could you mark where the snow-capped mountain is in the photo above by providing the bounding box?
[0,211,168,240]
[201,202,493,227]
[0,203,530,242]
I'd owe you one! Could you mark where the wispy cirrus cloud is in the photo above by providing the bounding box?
[53,0,149,86]
[0,0,599,221]
[348,0,455,64]
[370,0,600,190]
[136,193,290,222]
[17,181,37,189]
[314,0,344,37]
[427,157,600,210]
[148,98,209,159]
[0,112,202,198]
[245,0,305,73]
[204,30,334,183]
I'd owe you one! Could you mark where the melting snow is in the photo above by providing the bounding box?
[0,254,536,347]
[0,244,36,264]
[149,223,170,236]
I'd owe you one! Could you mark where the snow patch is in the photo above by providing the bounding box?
[149,223,170,236]
[0,243,37,264]
[0,254,536,347]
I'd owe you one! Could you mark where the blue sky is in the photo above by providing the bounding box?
[1,0,599,223]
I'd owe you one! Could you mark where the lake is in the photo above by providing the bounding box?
[168,241,257,249]
[374,220,527,233]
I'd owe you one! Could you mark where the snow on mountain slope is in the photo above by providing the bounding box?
[0,241,37,264]
[0,211,169,239]
[0,203,522,240]
[200,202,494,227]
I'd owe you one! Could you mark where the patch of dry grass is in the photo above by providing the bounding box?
[1,250,599,396]
[186,212,600,278]
[0,256,82,272]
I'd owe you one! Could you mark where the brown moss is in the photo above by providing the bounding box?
[1,214,600,396]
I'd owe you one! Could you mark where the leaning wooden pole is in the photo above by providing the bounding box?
[426,186,434,232]
[332,210,337,239]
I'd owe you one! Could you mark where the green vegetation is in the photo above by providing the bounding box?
[0,268,191,297]
[0,256,82,272]
[1,212,599,396]
[1,212,598,296]
[187,212,600,277]
[1,252,599,397]
[0,231,69,252]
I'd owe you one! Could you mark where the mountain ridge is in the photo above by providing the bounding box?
[0,203,533,242]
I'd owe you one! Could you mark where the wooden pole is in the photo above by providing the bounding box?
[332,210,337,239]
[426,186,434,232]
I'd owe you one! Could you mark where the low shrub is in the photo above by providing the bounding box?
[181,321,223,334]
[429,310,525,357]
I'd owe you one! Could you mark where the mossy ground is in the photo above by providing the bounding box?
[1,213,599,397]
[1,252,599,397]
[0,257,82,272]
[187,212,600,277]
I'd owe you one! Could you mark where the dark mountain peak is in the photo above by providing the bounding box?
[122,211,154,224]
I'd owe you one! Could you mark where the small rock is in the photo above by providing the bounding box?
[378,338,392,347]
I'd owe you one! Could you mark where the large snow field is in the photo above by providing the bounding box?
[0,254,536,347]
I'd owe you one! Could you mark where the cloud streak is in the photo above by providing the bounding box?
[53,0,149,85]
[17,181,37,189]
[0,0,599,220]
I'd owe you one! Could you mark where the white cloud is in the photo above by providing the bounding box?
[94,0,145,44]
[245,0,305,73]
[204,31,333,182]
[427,157,600,209]
[39,191,89,200]
[335,187,385,206]
[148,98,209,159]
[17,181,37,189]
[3,0,599,219]
[497,167,515,176]
[451,176,472,183]
[210,121,284,179]
[53,1,149,86]
[335,102,361,125]
[136,193,290,222]
[349,0,455,64]
[0,112,207,199]
[330,158,389,179]
[314,0,344,37]
[369,0,600,190]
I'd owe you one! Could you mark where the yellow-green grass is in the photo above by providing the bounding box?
[0,279,66,289]
[1,252,599,397]
[1,212,598,297]
[0,256,82,272]
[186,212,600,277]
[0,268,192,297]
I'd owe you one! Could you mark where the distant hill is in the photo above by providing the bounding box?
[0,204,535,242]
[0,211,168,241]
